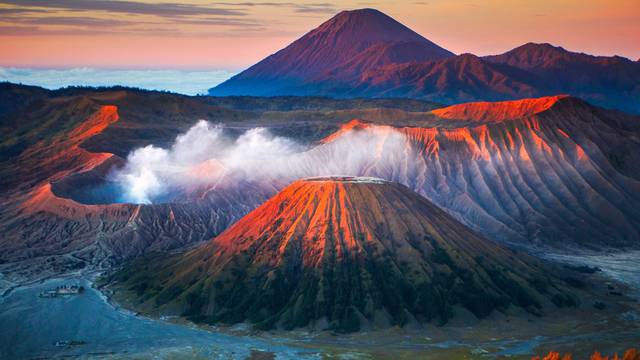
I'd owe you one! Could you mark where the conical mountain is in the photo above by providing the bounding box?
[111,177,577,332]
[209,9,453,96]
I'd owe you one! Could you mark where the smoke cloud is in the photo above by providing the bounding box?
[112,120,415,204]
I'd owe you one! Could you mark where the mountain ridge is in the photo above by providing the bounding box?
[209,9,640,114]
[483,42,636,69]
[430,95,570,122]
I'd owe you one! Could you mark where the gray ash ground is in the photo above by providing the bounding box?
[0,277,316,359]
[544,250,640,299]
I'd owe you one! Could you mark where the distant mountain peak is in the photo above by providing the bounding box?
[336,7,382,15]
[519,42,567,51]
[496,42,572,57]
[209,8,453,96]
[483,42,627,69]
[483,42,574,68]
[328,8,387,21]
[312,8,435,45]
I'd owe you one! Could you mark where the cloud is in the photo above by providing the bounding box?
[0,7,47,15]
[293,5,337,14]
[211,2,337,13]
[2,14,262,30]
[0,67,236,95]
[0,25,175,36]
[0,25,40,35]
[111,120,413,204]
[0,1,338,37]
[0,1,245,17]
[173,17,265,28]
[0,1,338,20]
[0,3,273,35]
[113,121,302,203]
[6,16,137,28]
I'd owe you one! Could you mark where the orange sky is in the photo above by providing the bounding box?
[1,0,638,70]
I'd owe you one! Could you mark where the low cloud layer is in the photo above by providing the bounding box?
[0,67,235,95]
[113,120,413,204]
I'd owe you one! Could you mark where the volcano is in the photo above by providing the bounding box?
[111,177,577,332]
[208,9,640,114]
[209,8,454,96]
[0,85,443,284]
[2,85,638,287]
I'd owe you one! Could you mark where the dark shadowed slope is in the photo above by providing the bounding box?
[317,47,640,113]
[484,43,640,112]
[209,8,453,96]
[110,177,578,332]
[0,82,50,119]
[484,42,636,70]
[350,53,541,102]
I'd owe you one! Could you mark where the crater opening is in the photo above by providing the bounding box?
[50,157,198,205]
[302,176,388,184]
[51,157,127,205]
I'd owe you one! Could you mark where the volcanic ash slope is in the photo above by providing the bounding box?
[110,177,579,332]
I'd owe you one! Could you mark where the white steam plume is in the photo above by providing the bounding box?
[112,120,414,204]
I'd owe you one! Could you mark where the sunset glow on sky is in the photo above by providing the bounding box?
[0,0,638,70]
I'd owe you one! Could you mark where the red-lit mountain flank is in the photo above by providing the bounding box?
[3,102,118,192]
[430,95,569,122]
[317,96,640,249]
[0,111,264,279]
[111,177,578,332]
